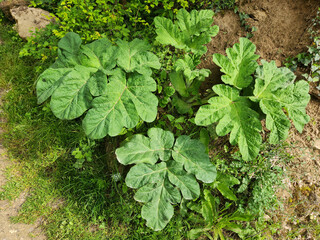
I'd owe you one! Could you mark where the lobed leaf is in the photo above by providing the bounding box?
[116,128,174,165]
[172,135,217,183]
[212,38,259,89]
[37,33,160,138]
[195,84,262,161]
[155,9,218,55]
[117,39,160,76]
[137,179,181,231]
[115,128,216,231]
[253,61,310,143]
[83,71,158,138]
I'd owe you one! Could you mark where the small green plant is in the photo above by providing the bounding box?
[234,7,257,39]
[19,24,60,63]
[36,32,160,139]
[195,38,310,161]
[188,189,253,240]
[211,172,240,202]
[72,138,95,168]
[115,128,217,231]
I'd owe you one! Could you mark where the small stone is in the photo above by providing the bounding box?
[314,139,320,150]
[275,60,282,67]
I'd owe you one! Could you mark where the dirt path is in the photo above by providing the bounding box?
[0,91,46,239]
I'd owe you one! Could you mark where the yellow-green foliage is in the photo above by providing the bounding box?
[48,0,201,43]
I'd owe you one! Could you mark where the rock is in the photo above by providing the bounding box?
[275,60,282,67]
[314,139,320,150]
[10,6,55,39]
[0,0,29,19]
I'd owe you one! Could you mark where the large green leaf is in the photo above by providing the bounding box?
[115,128,216,231]
[252,61,310,143]
[167,161,200,200]
[117,39,160,76]
[116,128,174,165]
[55,32,82,67]
[155,9,219,55]
[172,135,217,183]
[50,65,94,119]
[136,179,181,231]
[277,80,310,132]
[212,38,259,89]
[80,38,117,71]
[37,33,117,119]
[126,162,168,188]
[83,71,158,138]
[37,33,160,138]
[195,84,262,161]
[36,68,73,104]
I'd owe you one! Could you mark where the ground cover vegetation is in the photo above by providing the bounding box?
[0,0,316,239]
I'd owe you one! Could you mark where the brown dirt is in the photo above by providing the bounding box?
[203,0,320,238]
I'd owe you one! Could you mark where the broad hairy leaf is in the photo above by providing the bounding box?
[155,9,219,55]
[83,70,158,138]
[212,38,259,89]
[116,128,174,165]
[117,39,161,76]
[172,135,217,183]
[195,84,262,161]
[36,32,160,138]
[252,60,310,144]
[115,128,216,231]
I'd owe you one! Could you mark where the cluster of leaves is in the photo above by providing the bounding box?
[71,138,96,169]
[195,38,310,161]
[36,32,160,139]
[155,8,219,55]
[155,8,219,113]
[188,189,252,240]
[19,24,60,63]
[116,128,217,230]
[216,145,287,218]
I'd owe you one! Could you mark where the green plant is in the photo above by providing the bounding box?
[212,0,236,11]
[72,138,96,168]
[211,172,240,202]
[154,8,219,56]
[188,189,253,240]
[19,23,60,63]
[155,8,219,113]
[210,142,289,236]
[115,128,216,231]
[234,7,257,39]
[36,32,160,139]
[195,38,310,161]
